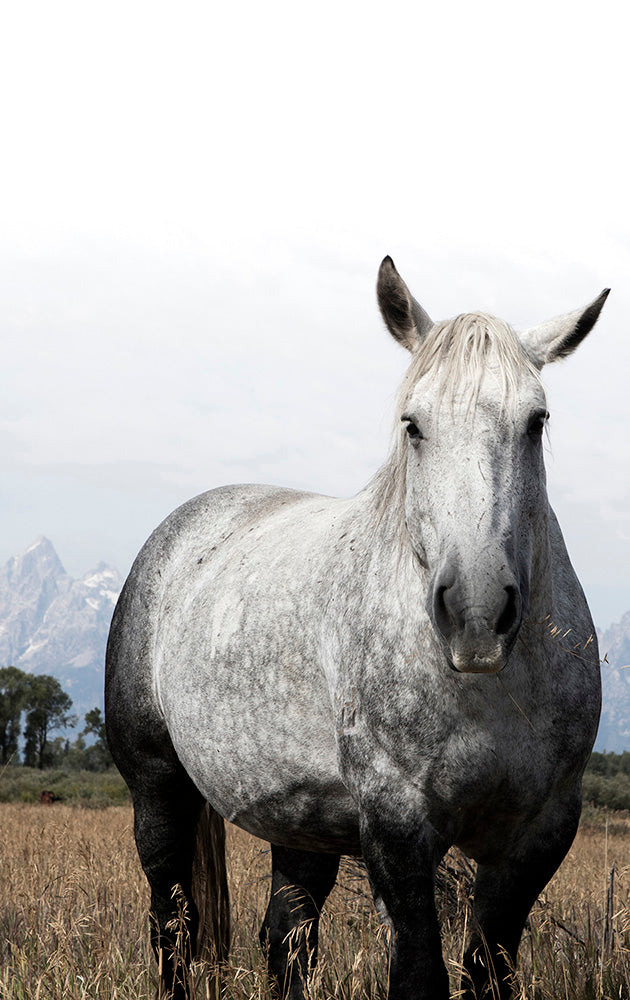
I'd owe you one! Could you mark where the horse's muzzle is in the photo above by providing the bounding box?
[430,572,523,675]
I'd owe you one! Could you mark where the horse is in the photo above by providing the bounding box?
[105,257,607,1000]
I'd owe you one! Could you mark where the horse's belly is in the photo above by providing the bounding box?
[228,777,361,853]
[174,723,360,853]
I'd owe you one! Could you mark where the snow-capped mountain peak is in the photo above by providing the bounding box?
[0,538,121,716]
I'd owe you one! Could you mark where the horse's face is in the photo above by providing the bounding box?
[377,256,609,675]
[401,363,547,674]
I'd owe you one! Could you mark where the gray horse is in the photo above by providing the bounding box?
[106,258,607,999]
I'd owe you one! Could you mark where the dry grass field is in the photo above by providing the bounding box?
[0,803,629,1000]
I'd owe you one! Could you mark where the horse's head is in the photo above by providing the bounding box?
[377,257,609,675]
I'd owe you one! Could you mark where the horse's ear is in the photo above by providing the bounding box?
[377,257,434,351]
[520,289,610,367]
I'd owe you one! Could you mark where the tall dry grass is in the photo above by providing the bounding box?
[0,804,629,999]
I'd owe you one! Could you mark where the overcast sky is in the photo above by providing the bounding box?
[1,0,629,629]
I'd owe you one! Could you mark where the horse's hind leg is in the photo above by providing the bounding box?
[260,845,340,1000]
[131,762,206,1000]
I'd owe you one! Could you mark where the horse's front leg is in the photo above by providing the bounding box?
[460,793,582,1000]
[360,806,450,1000]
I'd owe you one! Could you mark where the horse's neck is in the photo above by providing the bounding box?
[544,506,588,623]
[347,481,425,601]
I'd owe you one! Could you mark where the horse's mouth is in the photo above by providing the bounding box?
[446,629,519,675]
[450,647,506,674]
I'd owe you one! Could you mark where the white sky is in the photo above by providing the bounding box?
[1,0,629,628]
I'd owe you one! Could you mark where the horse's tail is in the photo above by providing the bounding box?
[192,802,231,965]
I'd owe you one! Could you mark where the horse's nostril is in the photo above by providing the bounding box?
[496,585,520,636]
[433,584,448,636]
[433,582,460,639]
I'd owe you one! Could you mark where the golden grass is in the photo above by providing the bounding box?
[0,804,629,999]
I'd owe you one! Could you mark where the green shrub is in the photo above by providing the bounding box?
[0,764,130,807]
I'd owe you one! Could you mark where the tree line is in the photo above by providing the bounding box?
[582,750,630,812]
[0,666,111,771]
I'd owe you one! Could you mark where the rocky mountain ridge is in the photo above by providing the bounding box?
[597,613,630,752]
[0,537,121,720]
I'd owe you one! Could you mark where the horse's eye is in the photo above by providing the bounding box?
[403,420,423,440]
[527,412,548,442]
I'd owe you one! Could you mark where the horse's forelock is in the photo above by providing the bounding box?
[369,312,544,537]
[399,312,542,418]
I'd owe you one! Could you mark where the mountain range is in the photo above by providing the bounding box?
[597,615,630,751]
[0,537,629,750]
[0,536,121,723]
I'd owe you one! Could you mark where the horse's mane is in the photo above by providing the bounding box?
[368,312,543,531]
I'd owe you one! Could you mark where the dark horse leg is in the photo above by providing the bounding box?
[106,578,216,999]
[359,808,450,1000]
[131,760,206,1000]
[460,796,581,1000]
[260,845,340,1000]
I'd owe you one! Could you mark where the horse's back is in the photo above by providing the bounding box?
[135,482,316,579]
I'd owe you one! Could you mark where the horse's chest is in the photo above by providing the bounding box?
[429,736,555,859]
[340,656,593,860]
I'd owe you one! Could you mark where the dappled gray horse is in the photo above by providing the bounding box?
[106,258,606,1000]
